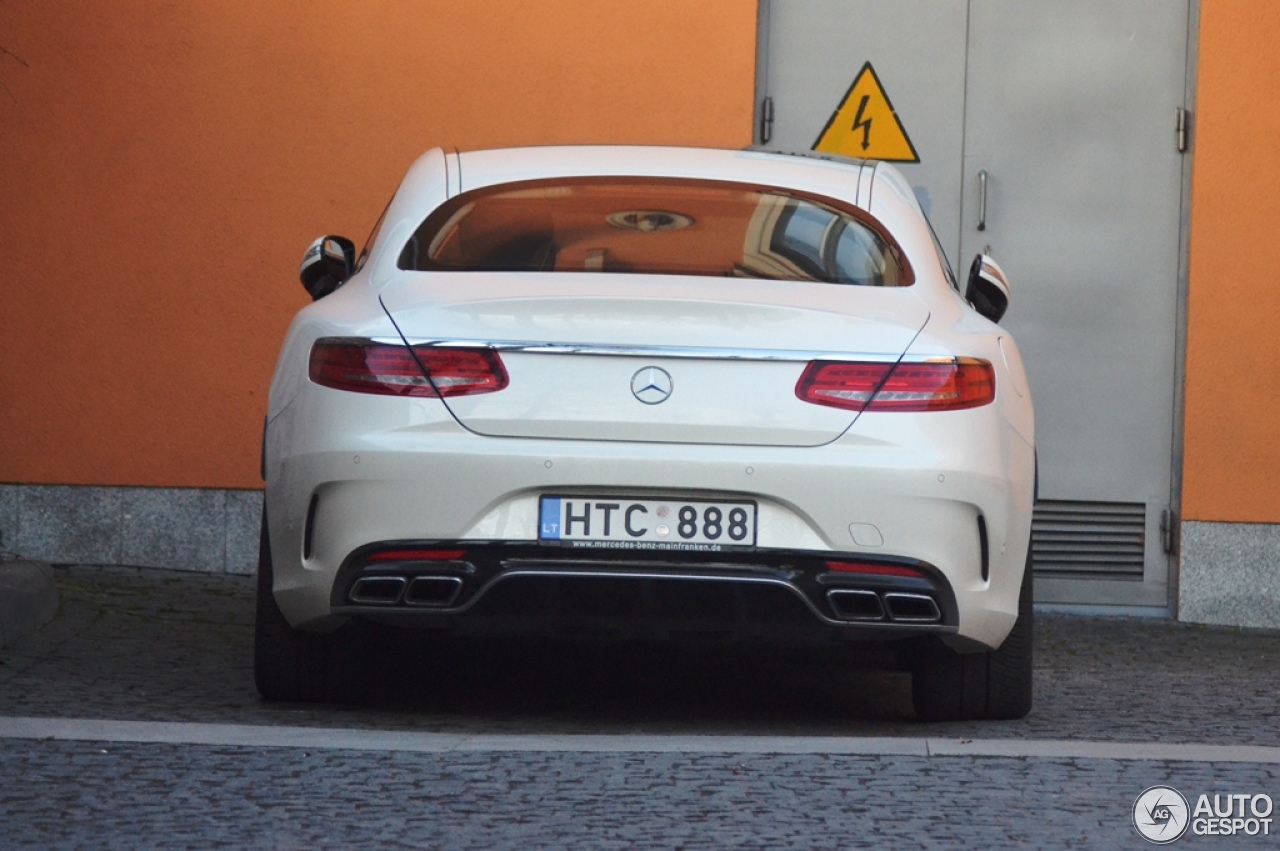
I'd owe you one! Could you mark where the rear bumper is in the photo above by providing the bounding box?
[327,542,959,643]
[265,397,1033,648]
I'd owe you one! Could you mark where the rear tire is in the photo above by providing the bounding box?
[254,509,372,703]
[911,549,1033,721]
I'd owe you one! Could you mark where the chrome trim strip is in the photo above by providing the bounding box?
[368,337,901,363]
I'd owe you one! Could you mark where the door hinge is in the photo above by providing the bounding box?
[759,96,774,146]
[1176,108,1188,154]
[1160,508,1178,555]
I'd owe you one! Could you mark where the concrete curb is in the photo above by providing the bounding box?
[0,560,59,650]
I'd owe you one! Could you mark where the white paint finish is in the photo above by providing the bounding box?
[380,282,932,446]
[271,390,1032,647]
[267,145,1035,652]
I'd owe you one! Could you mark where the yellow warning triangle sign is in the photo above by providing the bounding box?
[813,62,919,163]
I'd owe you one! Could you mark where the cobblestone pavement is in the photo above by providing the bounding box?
[2,566,1280,848]
[3,566,1279,741]
[2,740,1277,849]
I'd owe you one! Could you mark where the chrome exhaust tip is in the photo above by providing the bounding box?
[826,589,885,621]
[349,576,407,605]
[405,575,463,607]
[883,592,942,623]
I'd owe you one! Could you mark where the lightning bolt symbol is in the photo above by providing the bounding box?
[851,94,872,151]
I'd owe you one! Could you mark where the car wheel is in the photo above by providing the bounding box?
[253,510,376,703]
[254,509,326,702]
[911,548,1033,721]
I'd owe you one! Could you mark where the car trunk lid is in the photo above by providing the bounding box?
[379,273,929,447]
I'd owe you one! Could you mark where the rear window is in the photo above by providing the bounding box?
[398,177,912,287]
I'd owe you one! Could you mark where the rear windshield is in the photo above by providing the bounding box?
[398,177,912,286]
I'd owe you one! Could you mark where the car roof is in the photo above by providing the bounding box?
[448,145,912,213]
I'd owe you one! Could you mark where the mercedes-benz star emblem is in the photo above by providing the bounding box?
[630,366,674,405]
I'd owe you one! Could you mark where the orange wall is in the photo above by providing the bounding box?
[6,1,1279,525]
[0,1,757,489]
[1182,3,1280,522]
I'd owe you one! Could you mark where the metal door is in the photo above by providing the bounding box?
[757,1,1191,608]
[756,1,969,259]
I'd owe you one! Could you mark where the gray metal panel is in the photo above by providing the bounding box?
[756,0,1192,608]
[757,0,969,263]
[960,0,1188,605]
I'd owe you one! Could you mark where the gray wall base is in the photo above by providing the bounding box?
[0,484,261,575]
[1180,520,1280,630]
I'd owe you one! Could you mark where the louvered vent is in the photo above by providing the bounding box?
[1032,500,1145,579]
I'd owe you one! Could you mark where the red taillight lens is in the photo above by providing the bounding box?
[309,340,508,397]
[824,560,926,578]
[795,362,893,411]
[796,358,994,412]
[366,549,467,562]
[872,359,994,411]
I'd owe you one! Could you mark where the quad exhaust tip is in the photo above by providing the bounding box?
[826,589,884,621]
[349,574,463,608]
[826,589,941,624]
[405,575,463,607]
[349,576,407,605]
[882,592,942,623]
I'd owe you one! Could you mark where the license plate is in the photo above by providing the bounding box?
[538,496,757,551]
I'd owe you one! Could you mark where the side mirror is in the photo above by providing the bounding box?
[965,254,1010,323]
[299,235,356,301]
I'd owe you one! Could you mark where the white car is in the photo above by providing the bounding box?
[257,145,1036,720]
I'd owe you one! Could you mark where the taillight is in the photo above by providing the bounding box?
[824,560,926,579]
[366,549,467,562]
[309,339,508,397]
[795,358,994,412]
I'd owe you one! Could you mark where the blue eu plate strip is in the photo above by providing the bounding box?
[539,497,562,540]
